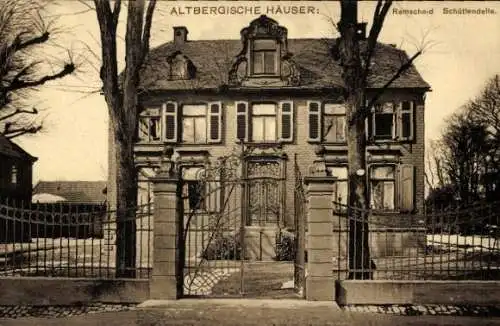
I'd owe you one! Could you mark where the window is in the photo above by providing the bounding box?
[370,165,396,210]
[236,101,293,143]
[181,167,221,214]
[372,102,395,140]
[138,108,162,142]
[252,39,277,75]
[400,101,414,140]
[182,167,206,211]
[327,166,348,206]
[11,165,17,185]
[308,102,347,143]
[323,104,346,143]
[251,103,276,142]
[182,104,207,143]
[163,101,221,144]
[366,100,415,141]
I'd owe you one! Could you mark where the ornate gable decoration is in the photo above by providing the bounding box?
[229,15,300,87]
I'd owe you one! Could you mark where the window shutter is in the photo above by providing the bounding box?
[205,179,221,213]
[308,101,321,142]
[398,164,415,212]
[236,101,249,142]
[399,101,414,141]
[278,101,293,142]
[208,102,222,143]
[163,101,178,142]
[365,100,373,141]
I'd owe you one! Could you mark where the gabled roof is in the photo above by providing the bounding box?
[33,181,107,204]
[139,38,430,92]
[0,134,37,162]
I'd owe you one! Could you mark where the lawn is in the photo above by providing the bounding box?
[209,261,300,298]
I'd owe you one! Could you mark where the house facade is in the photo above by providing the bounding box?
[107,15,430,259]
[0,134,37,242]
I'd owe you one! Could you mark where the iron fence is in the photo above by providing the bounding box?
[332,201,500,280]
[0,198,152,279]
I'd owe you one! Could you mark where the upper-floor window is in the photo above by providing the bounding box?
[138,101,221,144]
[236,101,293,143]
[367,101,414,142]
[309,100,415,143]
[138,108,162,142]
[181,104,208,144]
[308,101,346,143]
[251,103,276,142]
[251,39,278,75]
[323,104,346,143]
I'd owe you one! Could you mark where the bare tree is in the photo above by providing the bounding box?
[334,1,424,279]
[93,0,156,278]
[0,0,75,139]
[429,75,500,207]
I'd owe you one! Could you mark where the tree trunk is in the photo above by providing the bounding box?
[114,131,138,278]
[94,0,156,278]
[338,1,372,280]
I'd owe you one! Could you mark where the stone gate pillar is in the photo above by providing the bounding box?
[149,156,182,300]
[304,176,336,301]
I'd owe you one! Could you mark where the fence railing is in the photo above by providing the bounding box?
[0,199,153,279]
[332,201,500,281]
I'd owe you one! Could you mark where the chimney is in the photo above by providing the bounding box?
[356,22,367,40]
[173,26,188,46]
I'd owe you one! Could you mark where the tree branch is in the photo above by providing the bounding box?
[0,107,37,122]
[363,0,392,81]
[352,49,422,124]
[7,62,75,92]
[17,32,50,51]
[112,0,122,29]
[141,0,156,64]
[9,62,40,86]
[3,125,42,139]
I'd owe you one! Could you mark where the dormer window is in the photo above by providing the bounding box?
[168,52,196,80]
[251,39,278,75]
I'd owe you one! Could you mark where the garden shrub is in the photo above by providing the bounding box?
[275,229,297,261]
[201,232,242,260]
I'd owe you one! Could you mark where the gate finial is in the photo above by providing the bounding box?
[158,145,178,178]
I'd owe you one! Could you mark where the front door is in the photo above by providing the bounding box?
[246,160,283,226]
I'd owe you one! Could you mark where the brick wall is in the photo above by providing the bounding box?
[106,89,426,232]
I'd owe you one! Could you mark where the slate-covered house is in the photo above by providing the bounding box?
[0,134,37,203]
[32,181,107,204]
[0,134,37,242]
[107,15,430,259]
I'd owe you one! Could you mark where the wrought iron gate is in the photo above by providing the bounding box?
[179,148,287,297]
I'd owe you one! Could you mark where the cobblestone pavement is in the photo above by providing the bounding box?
[1,301,500,326]
[0,304,136,319]
[342,304,500,317]
[0,302,500,320]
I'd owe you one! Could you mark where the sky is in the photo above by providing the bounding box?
[10,1,500,184]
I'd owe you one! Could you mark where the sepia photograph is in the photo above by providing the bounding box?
[0,1,499,325]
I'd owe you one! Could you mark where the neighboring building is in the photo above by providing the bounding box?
[0,134,37,202]
[107,15,430,258]
[33,181,107,204]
